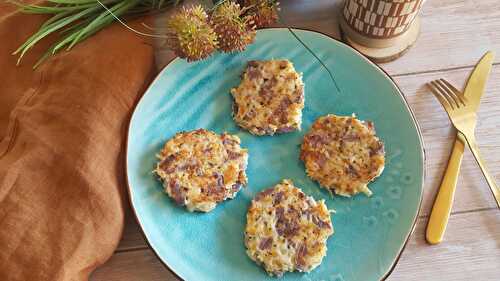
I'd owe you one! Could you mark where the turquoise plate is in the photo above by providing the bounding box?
[127,28,425,281]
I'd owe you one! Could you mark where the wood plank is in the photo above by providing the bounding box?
[92,209,500,281]
[117,64,500,252]
[91,249,178,281]
[119,213,147,251]
[387,209,500,281]
[393,65,500,215]
[152,0,500,75]
[387,0,500,76]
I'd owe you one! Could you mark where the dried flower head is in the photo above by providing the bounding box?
[166,5,218,61]
[241,0,279,28]
[210,1,256,52]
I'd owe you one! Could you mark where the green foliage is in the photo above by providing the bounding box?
[10,0,182,68]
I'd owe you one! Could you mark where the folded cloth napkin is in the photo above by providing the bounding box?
[0,1,155,280]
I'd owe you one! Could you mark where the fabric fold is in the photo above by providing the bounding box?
[0,2,156,280]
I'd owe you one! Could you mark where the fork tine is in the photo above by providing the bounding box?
[436,80,463,108]
[428,82,453,113]
[440,79,467,106]
[430,80,456,109]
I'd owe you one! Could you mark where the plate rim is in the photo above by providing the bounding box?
[125,27,426,281]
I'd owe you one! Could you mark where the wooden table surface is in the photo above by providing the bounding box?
[91,1,500,280]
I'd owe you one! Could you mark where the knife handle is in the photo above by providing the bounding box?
[426,135,465,245]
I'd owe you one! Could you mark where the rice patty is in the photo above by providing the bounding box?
[230,60,304,135]
[245,179,333,277]
[300,114,385,197]
[154,129,248,212]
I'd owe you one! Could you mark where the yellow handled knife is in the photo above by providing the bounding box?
[426,51,495,245]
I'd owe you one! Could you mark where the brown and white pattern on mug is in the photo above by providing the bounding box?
[342,0,424,38]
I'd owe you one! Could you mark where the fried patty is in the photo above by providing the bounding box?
[245,179,334,277]
[230,60,304,135]
[154,129,248,212]
[300,114,385,196]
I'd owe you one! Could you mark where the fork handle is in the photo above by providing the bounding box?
[461,132,500,209]
[426,135,465,244]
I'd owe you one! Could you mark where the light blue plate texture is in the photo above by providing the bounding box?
[127,28,424,281]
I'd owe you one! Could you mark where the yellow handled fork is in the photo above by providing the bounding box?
[427,79,500,212]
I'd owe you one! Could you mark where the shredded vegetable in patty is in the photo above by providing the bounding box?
[245,179,334,277]
[154,129,248,212]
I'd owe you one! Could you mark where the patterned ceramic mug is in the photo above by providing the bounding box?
[342,0,424,39]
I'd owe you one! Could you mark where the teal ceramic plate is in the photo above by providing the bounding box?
[127,28,425,281]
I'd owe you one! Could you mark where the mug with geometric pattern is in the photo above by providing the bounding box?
[342,0,424,39]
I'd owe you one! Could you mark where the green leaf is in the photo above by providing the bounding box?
[46,0,114,4]
[68,0,139,49]
[20,3,100,14]
[59,17,94,34]
[67,0,140,50]
[14,5,102,63]
[40,10,73,28]
[11,0,182,67]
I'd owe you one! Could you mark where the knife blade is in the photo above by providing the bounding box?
[463,51,495,112]
[426,51,495,245]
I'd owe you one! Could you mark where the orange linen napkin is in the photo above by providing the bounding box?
[0,1,155,280]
